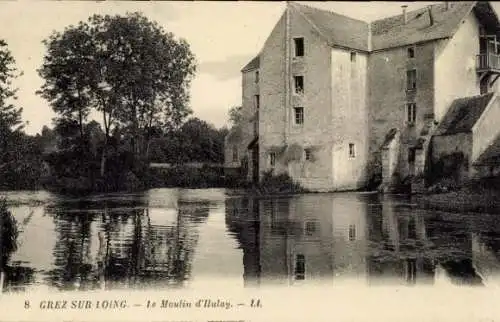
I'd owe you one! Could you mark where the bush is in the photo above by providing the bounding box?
[254,170,306,194]
[1,199,18,269]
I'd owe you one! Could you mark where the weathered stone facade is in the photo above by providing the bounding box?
[225,1,500,191]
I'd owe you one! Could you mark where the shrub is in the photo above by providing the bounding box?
[255,170,306,194]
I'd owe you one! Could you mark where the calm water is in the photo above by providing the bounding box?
[1,188,500,293]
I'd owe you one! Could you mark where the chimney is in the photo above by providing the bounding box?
[428,6,434,26]
[402,5,408,24]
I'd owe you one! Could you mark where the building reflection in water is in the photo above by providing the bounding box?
[226,194,369,287]
[43,194,210,291]
[226,193,488,288]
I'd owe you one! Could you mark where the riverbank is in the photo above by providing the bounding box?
[416,178,500,214]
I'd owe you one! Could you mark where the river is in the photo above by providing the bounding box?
[1,188,500,293]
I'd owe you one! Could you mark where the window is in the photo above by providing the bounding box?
[305,221,317,236]
[232,146,238,162]
[349,224,356,241]
[407,47,415,58]
[294,107,304,125]
[269,152,276,167]
[406,69,417,90]
[408,148,416,163]
[350,51,357,62]
[295,254,305,280]
[254,95,260,109]
[407,103,417,124]
[255,70,259,83]
[348,143,356,158]
[304,148,311,161]
[294,75,304,94]
[294,37,304,57]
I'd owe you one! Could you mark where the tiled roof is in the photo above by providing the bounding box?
[241,55,260,72]
[435,93,495,136]
[371,2,475,51]
[243,2,500,67]
[475,134,500,165]
[290,2,370,52]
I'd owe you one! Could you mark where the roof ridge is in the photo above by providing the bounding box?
[289,1,369,25]
[369,4,430,25]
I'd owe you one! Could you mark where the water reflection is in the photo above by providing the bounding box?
[226,194,491,287]
[3,189,500,292]
[3,191,211,292]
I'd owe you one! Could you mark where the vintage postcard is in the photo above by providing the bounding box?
[1,1,500,321]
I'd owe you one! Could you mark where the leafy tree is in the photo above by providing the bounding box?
[228,105,243,126]
[38,13,197,177]
[0,40,38,190]
[0,39,24,157]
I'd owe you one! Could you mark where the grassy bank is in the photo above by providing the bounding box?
[416,177,500,214]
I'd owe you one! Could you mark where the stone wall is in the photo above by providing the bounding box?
[367,41,435,184]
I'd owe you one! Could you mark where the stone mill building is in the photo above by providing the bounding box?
[224,1,500,192]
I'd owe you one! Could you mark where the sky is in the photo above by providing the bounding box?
[0,1,439,135]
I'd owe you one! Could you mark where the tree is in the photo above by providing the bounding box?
[0,39,24,158]
[38,13,197,177]
[228,105,243,126]
[37,27,93,139]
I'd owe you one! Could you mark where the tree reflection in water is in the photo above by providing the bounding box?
[1,200,36,293]
[44,196,210,291]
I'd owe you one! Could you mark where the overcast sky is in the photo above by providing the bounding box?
[0,1,439,135]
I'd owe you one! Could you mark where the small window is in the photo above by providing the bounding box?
[294,75,304,94]
[408,148,416,163]
[350,51,357,62]
[255,70,259,83]
[349,224,356,241]
[407,47,415,58]
[406,69,417,90]
[295,254,305,280]
[407,103,417,124]
[294,107,304,125]
[305,221,317,236]
[269,152,276,167]
[304,148,311,161]
[254,95,260,109]
[294,37,304,57]
[348,143,356,158]
[232,146,238,162]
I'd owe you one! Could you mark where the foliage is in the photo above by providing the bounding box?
[0,39,24,137]
[1,199,18,269]
[254,170,306,194]
[0,40,44,190]
[427,152,466,186]
[148,117,227,164]
[228,105,243,126]
[38,12,197,177]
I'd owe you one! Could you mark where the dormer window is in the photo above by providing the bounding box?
[294,37,304,57]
